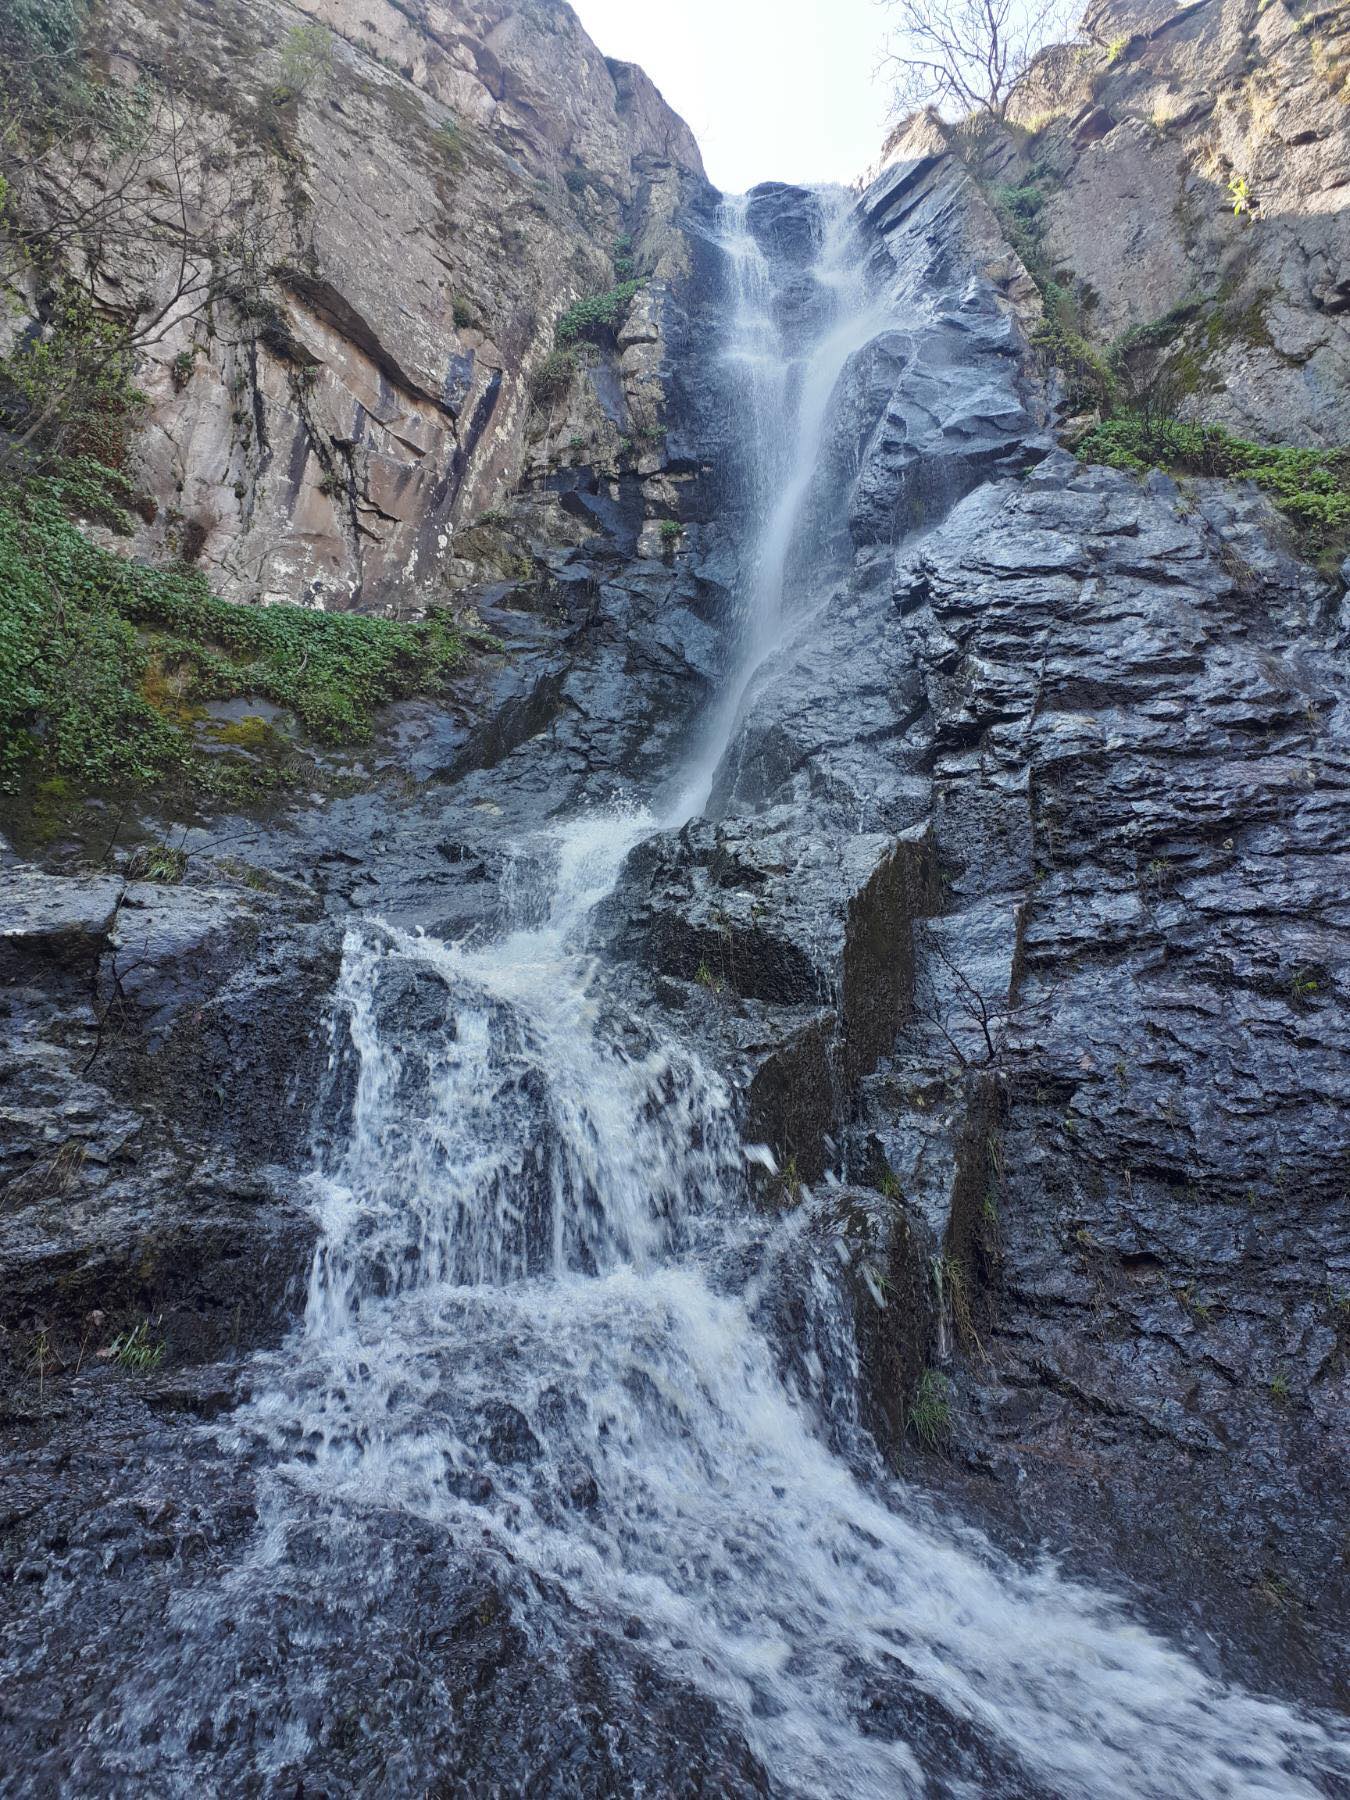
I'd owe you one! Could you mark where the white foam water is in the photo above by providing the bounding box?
[216,796,1348,1799]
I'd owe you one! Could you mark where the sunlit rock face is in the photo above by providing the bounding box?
[877,0,1350,448]
[76,0,706,611]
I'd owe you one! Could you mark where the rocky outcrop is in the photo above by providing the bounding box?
[995,0,1349,444]
[62,0,706,611]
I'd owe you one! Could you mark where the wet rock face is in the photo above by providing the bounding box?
[0,866,334,1372]
[881,446,1350,1695]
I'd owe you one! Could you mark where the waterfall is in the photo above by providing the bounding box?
[223,800,1343,1799]
[97,191,1349,1796]
[670,188,889,824]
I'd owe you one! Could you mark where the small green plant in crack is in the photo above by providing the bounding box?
[940,1254,984,1357]
[29,1327,56,1402]
[906,1369,952,1450]
[1269,1369,1290,1401]
[776,1154,804,1206]
[878,1167,903,1201]
[273,22,334,103]
[104,1319,164,1372]
[130,843,187,883]
[1290,967,1321,1006]
[1228,174,1254,217]
[658,518,682,547]
[434,119,465,167]
[555,280,642,347]
[694,960,723,995]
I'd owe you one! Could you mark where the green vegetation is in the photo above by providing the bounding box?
[530,347,578,405]
[0,464,466,800]
[106,1318,164,1372]
[990,181,1116,412]
[658,518,682,545]
[274,21,333,102]
[906,1369,952,1449]
[1104,33,1131,65]
[129,842,188,883]
[433,118,464,166]
[555,279,642,346]
[776,1153,804,1205]
[984,173,1347,567]
[0,284,145,476]
[1075,416,1350,551]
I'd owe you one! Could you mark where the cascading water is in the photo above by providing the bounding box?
[88,192,1350,1797]
[671,189,888,824]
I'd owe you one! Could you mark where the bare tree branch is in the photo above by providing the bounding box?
[881,0,1078,122]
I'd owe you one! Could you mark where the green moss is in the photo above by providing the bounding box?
[1076,415,1350,554]
[0,464,466,799]
[206,713,283,752]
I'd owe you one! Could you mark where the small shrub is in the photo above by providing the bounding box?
[0,286,145,475]
[529,347,577,406]
[273,22,333,102]
[434,118,464,165]
[1104,33,1131,65]
[658,518,682,546]
[452,295,477,330]
[555,280,641,347]
[130,842,187,883]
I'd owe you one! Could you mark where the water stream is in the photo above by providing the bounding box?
[119,190,1350,1794]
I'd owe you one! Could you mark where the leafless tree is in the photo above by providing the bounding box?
[881,0,1077,123]
[1,1,293,479]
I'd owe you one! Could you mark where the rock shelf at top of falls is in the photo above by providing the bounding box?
[3,4,1350,1789]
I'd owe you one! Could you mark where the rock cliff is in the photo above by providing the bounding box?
[2,0,1349,1784]
[983,0,1348,445]
[73,0,705,610]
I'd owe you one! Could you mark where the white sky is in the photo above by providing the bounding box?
[568,0,896,194]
